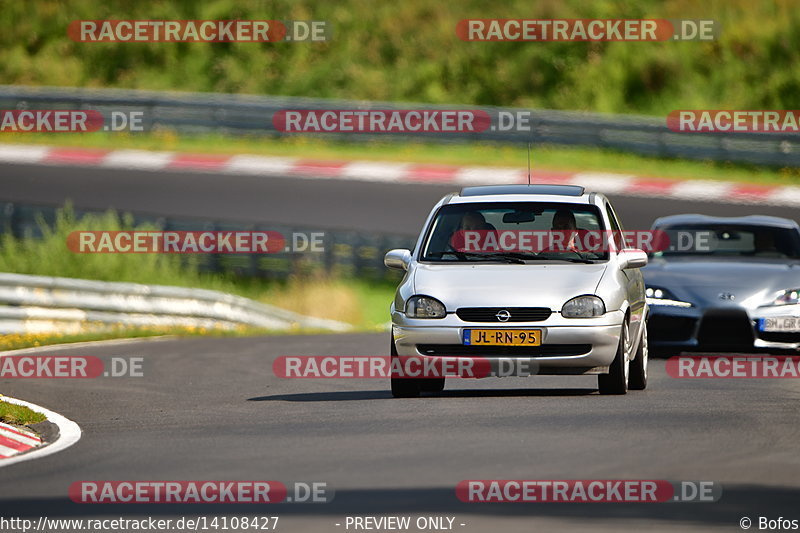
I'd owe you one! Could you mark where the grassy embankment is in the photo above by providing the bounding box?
[0,400,46,426]
[3,1,799,115]
[2,1,800,184]
[0,208,396,350]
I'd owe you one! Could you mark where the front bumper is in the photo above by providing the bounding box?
[391,310,624,376]
[648,303,800,353]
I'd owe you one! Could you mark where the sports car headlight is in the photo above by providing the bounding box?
[561,295,605,318]
[645,287,693,308]
[405,296,446,318]
[772,288,800,306]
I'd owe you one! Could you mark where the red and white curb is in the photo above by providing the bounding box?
[0,395,81,468]
[1,143,798,206]
[0,420,41,457]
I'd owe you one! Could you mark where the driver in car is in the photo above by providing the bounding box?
[551,209,580,253]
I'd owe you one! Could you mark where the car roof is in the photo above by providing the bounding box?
[448,184,599,205]
[652,213,799,230]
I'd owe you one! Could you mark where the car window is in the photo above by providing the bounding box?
[420,202,607,262]
[652,224,800,258]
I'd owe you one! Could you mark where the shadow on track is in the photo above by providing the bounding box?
[248,388,597,402]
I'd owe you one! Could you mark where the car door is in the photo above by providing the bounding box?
[606,202,646,344]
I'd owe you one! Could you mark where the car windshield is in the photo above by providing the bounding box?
[420,202,608,262]
[653,224,800,258]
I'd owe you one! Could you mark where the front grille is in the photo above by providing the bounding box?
[456,307,552,322]
[697,309,755,348]
[648,315,697,342]
[417,344,591,357]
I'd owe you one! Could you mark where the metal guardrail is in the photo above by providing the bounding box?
[0,201,414,282]
[0,272,351,335]
[2,85,799,166]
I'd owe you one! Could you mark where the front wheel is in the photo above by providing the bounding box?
[598,319,630,395]
[420,377,445,393]
[628,321,648,390]
[390,335,420,398]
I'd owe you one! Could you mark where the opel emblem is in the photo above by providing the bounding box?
[718,292,735,301]
[496,309,511,322]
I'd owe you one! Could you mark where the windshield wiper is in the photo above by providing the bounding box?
[453,251,527,264]
[438,251,597,264]
[507,253,599,264]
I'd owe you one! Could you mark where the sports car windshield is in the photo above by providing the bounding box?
[653,224,800,258]
[420,202,608,262]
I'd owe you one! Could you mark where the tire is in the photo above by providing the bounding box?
[420,377,446,393]
[598,318,630,395]
[628,321,648,391]
[390,335,420,398]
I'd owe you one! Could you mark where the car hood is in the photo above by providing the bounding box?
[413,262,608,310]
[643,256,800,309]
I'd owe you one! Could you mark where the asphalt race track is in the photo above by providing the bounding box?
[1,336,799,532]
[1,162,799,532]
[3,161,800,234]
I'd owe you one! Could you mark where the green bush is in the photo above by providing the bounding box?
[2,0,799,114]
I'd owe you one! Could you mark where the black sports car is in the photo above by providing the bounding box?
[643,214,800,356]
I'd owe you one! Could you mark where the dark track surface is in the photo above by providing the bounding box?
[0,334,799,532]
[1,162,799,532]
[2,162,798,234]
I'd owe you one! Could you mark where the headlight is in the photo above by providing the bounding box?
[405,295,446,318]
[561,295,605,318]
[772,288,800,306]
[645,286,693,308]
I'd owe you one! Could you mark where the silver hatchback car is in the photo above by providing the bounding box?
[384,185,649,397]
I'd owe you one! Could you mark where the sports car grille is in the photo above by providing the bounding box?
[697,308,755,348]
[456,307,552,322]
[648,316,697,342]
[416,344,591,357]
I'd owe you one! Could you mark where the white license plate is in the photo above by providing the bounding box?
[759,317,800,332]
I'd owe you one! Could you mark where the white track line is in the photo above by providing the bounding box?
[1,143,798,206]
[102,149,174,170]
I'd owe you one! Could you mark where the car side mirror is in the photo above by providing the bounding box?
[619,249,648,269]
[385,249,412,271]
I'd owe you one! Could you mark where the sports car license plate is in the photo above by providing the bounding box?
[759,317,800,332]
[463,329,541,346]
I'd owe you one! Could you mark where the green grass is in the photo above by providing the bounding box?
[4,132,800,185]
[2,1,800,115]
[0,207,396,333]
[0,400,46,426]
